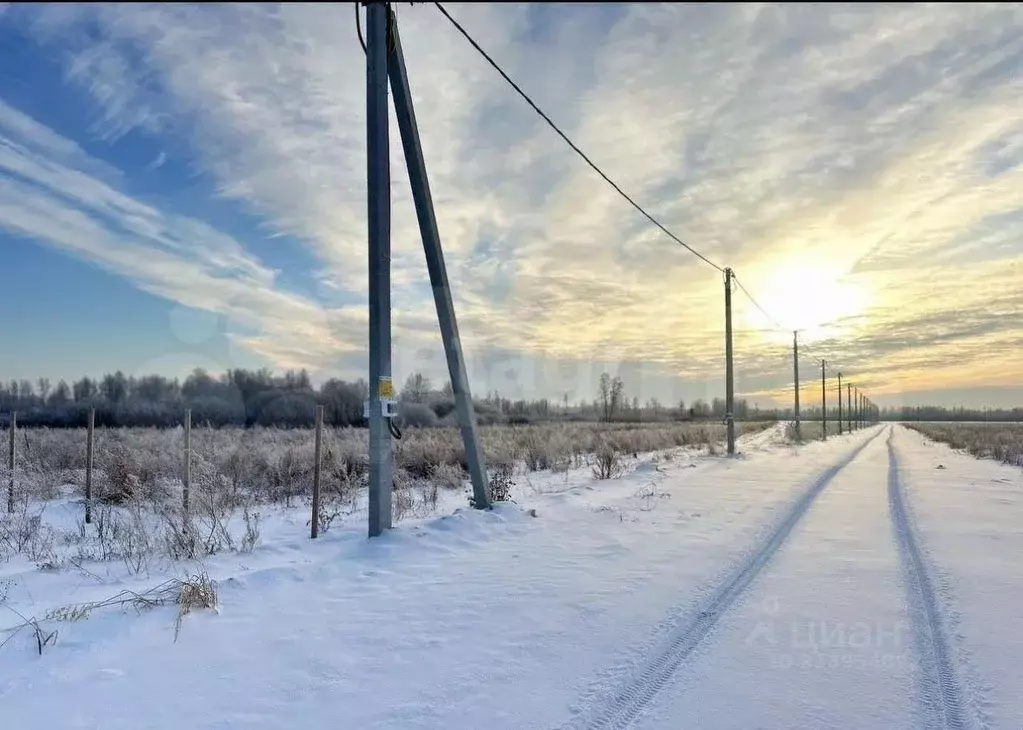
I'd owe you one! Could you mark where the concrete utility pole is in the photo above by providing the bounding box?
[366,1,393,537]
[724,268,735,456]
[820,359,827,441]
[364,5,494,537]
[792,331,801,441]
[847,383,853,432]
[837,372,843,435]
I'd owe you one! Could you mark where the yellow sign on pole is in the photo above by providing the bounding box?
[378,377,395,399]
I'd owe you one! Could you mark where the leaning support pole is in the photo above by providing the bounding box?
[387,9,491,509]
[792,331,801,441]
[723,268,736,456]
[366,1,394,537]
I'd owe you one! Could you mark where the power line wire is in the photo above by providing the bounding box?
[730,274,785,330]
[431,2,866,382]
[433,1,725,273]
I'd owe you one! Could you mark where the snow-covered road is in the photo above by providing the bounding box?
[2,424,1020,729]
[627,427,949,730]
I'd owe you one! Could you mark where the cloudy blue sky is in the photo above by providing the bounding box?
[0,3,1020,409]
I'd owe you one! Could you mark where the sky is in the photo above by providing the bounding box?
[0,2,1020,410]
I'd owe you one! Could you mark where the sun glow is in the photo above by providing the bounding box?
[742,261,872,343]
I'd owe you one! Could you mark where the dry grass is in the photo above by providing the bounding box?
[0,420,773,566]
[175,571,218,641]
[904,422,1023,468]
[783,420,868,444]
[1,570,218,655]
[3,421,772,500]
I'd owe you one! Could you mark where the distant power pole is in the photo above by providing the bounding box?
[792,331,801,441]
[723,268,736,456]
[820,359,827,441]
[837,372,843,435]
[847,383,853,432]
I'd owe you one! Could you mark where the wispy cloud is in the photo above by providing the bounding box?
[0,100,365,373]
[2,3,1021,404]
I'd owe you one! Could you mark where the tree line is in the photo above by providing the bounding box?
[879,405,1023,422]
[0,368,754,429]
[0,369,365,429]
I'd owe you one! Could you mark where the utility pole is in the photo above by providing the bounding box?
[387,9,491,511]
[366,1,393,537]
[362,5,495,538]
[724,268,735,456]
[847,383,853,433]
[837,372,843,435]
[792,330,801,441]
[820,359,827,441]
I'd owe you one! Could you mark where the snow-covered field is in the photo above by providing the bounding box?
[2,423,1021,729]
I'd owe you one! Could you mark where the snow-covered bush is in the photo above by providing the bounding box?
[592,440,624,480]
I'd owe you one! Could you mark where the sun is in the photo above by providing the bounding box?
[742,261,871,342]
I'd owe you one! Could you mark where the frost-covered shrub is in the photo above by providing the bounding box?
[398,402,438,429]
[467,465,513,508]
[430,462,467,490]
[592,440,624,480]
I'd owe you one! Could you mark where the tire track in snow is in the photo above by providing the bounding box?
[887,428,971,729]
[565,428,886,730]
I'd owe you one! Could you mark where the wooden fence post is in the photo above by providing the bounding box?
[85,408,95,524]
[311,405,324,538]
[7,411,15,513]
[183,409,191,517]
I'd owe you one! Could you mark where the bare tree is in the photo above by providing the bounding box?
[611,377,625,421]
[599,372,626,423]
[599,373,612,422]
[400,372,431,403]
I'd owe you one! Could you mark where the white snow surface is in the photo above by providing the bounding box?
[1,423,1021,729]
